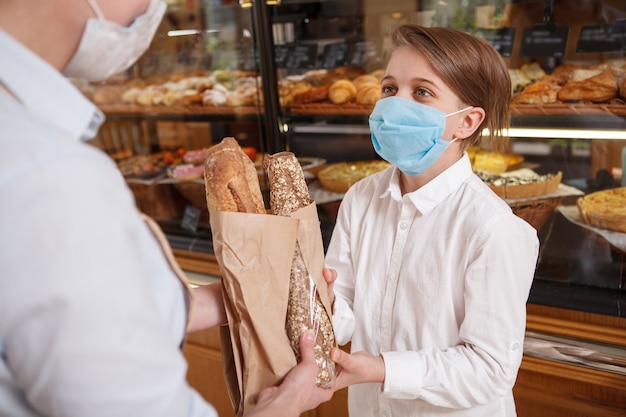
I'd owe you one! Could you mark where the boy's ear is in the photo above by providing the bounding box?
[454,107,485,140]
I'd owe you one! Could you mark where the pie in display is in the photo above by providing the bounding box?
[476,169,562,199]
[317,160,391,193]
[577,187,626,233]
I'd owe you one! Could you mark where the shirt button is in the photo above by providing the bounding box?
[399,222,408,230]
[381,322,388,330]
[512,342,520,351]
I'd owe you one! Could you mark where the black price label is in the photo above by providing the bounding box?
[274,45,290,67]
[475,27,516,57]
[180,205,201,233]
[281,44,318,69]
[346,41,378,67]
[240,48,258,71]
[577,20,626,53]
[520,24,569,58]
[321,42,349,69]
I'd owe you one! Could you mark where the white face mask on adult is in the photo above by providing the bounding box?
[64,0,166,81]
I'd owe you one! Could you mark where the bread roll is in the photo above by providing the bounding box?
[264,152,337,388]
[204,137,266,214]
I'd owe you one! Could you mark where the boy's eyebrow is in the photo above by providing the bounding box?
[382,74,442,92]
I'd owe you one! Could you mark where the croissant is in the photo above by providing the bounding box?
[356,83,381,105]
[328,79,357,104]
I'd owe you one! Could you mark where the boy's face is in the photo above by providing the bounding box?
[380,46,466,141]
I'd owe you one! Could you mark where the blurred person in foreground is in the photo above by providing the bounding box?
[323,24,539,417]
[0,0,333,416]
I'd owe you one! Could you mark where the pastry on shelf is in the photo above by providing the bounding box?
[317,160,390,193]
[356,83,381,105]
[292,86,329,104]
[476,169,562,200]
[557,67,618,103]
[468,146,524,174]
[352,74,380,90]
[577,187,626,234]
[520,62,547,83]
[509,69,531,94]
[512,75,563,105]
[369,69,385,81]
[328,79,357,104]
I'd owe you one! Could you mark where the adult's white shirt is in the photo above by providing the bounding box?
[327,157,539,417]
[0,28,217,417]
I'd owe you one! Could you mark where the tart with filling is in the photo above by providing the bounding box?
[577,187,626,233]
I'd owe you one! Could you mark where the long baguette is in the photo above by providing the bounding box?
[204,137,267,416]
[264,152,337,388]
[204,136,265,214]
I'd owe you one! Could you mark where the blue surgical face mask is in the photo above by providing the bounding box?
[369,96,472,176]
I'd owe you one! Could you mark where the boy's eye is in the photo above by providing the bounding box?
[414,87,431,97]
[381,85,396,95]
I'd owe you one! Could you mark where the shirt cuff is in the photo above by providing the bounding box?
[381,350,423,399]
[331,296,355,346]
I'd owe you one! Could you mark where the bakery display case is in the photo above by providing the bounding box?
[79,0,626,415]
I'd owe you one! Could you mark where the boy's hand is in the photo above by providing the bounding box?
[322,268,337,308]
[330,347,385,392]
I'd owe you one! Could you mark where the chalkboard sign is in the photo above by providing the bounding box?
[240,48,258,72]
[321,42,349,69]
[284,44,318,69]
[274,45,290,67]
[181,205,201,233]
[346,41,378,67]
[577,20,626,53]
[520,24,569,58]
[475,28,516,57]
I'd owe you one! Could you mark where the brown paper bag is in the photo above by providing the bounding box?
[209,202,331,416]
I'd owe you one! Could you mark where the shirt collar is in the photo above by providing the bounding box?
[0,28,104,141]
[381,155,474,214]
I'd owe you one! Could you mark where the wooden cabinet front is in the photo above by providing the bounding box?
[183,305,626,417]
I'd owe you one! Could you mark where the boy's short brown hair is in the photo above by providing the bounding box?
[390,24,511,151]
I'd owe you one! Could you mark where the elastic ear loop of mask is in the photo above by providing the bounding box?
[447,107,472,144]
[85,0,105,20]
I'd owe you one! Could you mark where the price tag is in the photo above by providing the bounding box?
[274,45,290,67]
[180,205,201,233]
[475,27,516,57]
[520,24,569,58]
[321,42,349,69]
[346,41,378,67]
[240,48,258,71]
[576,20,626,53]
[281,44,318,69]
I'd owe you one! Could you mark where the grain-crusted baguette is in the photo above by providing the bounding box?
[204,137,266,214]
[264,152,337,388]
[264,151,312,216]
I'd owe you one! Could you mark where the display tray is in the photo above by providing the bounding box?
[510,102,626,116]
[98,103,261,116]
[99,102,626,118]
[289,102,626,117]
